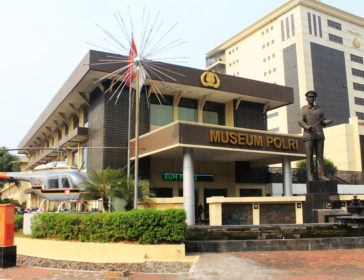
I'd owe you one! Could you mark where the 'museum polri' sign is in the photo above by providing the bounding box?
[209,129,300,152]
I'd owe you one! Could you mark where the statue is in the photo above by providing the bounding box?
[298,91,332,181]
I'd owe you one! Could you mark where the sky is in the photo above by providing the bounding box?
[0,0,363,153]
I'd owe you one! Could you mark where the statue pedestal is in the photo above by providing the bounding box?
[303,181,338,223]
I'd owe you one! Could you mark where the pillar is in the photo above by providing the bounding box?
[0,204,16,268]
[183,148,195,225]
[283,156,292,196]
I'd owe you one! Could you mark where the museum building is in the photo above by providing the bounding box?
[17,50,305,222]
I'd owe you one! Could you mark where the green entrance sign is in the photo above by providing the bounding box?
[163,173,213,182]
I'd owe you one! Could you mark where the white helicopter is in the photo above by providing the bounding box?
[0,160,87,202]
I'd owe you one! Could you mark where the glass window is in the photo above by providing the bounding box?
[64,124,69,136]
[355,97,364,106]
[354,82,364,92]
[61,177,71,189]
[83,107,89,128]
[352,68,364,78]
[57,129,62,141]
[203,101,225,125]
[286,17,290,39]
[351,54,363,64]
[72,114,79,129]
[72,151,79,167]
[291,14,295,36]
[313,14,317,36]
[328,19,342,30]
[329,34,343,44]
[47,177,59,189]
[356,112,364,120]
[178,98,198,122]
[308,12,312,35]
[150,94,173,126]
[281,20,285,41]
[318,16,322,37]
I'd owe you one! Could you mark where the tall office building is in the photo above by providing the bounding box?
[206,0,364,137]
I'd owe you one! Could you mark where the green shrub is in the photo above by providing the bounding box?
[14,214,23,231]
[31,209,187,244]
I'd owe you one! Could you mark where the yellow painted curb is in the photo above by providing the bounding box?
[15,238,195,264]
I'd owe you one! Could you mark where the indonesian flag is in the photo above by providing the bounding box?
[125,38,138,87]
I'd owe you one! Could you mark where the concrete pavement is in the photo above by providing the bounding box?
[0,249,363,279]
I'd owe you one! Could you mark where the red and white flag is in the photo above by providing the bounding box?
[125,37,138,87]
[125,37,146,92]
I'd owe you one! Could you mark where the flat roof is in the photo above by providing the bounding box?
[19,50,294,149]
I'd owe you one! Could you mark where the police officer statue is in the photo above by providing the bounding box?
[298,91,332,181]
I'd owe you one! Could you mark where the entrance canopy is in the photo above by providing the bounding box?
[131,121,305,166]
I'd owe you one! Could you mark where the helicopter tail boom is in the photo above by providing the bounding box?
[0,172,32,182]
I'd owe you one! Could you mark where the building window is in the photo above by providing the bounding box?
[286,17,290,39]
[264,72,267,76]
[263,58,266,62]
[291,14,295,37]
[356,112,364,120]
[57,129,62,141]
[281,19,285,41]
[355,97,364,106]
[178,97,198,122]
[262,44,265,49]
[313,14,317,36]
[329,34,343,44]
[267,112,279,119]
[351,54,364,64]
[72,151,79,167]
[354,82,364,92]
[271,39,275,44]
[328,19,342,30]
[64,124,69,136]
[150,95,173,126]
[352,68,364,78]
[308,12,312,35]
[272,53,275,58]
[318,16,322,37]
[203,101,225,125]
[72,114,79,129]
[271,26,273,31]
[262,31,264,35]
[273,68,276,72]
[83,107,88,128]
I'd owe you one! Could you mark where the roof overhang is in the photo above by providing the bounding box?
[19,50,294,150]
[131,121,305,166]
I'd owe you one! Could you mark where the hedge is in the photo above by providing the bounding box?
[31,209,187,244]
[15,215,23,231]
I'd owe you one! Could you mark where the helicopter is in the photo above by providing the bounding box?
[0,160,87,201]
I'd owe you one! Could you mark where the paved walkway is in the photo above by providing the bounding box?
[1,249,363,279]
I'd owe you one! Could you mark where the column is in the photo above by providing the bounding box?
[183,148,195,225]
[283,156,292,196]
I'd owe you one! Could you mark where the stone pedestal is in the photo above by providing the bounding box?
[0,246,16,268]
[303,181,338,223]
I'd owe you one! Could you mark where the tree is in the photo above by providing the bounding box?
[294,157,337,182]
[110,173,153,211]
[80,167,152,211]
[0,147,19,198]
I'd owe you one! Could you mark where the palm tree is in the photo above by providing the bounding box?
[110,173,152,211]
[80,167,121,212]
[0,147,19,198]
[80,167,152,211]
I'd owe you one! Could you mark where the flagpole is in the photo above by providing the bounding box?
[134,66,140,209]
[127,84,132,188]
